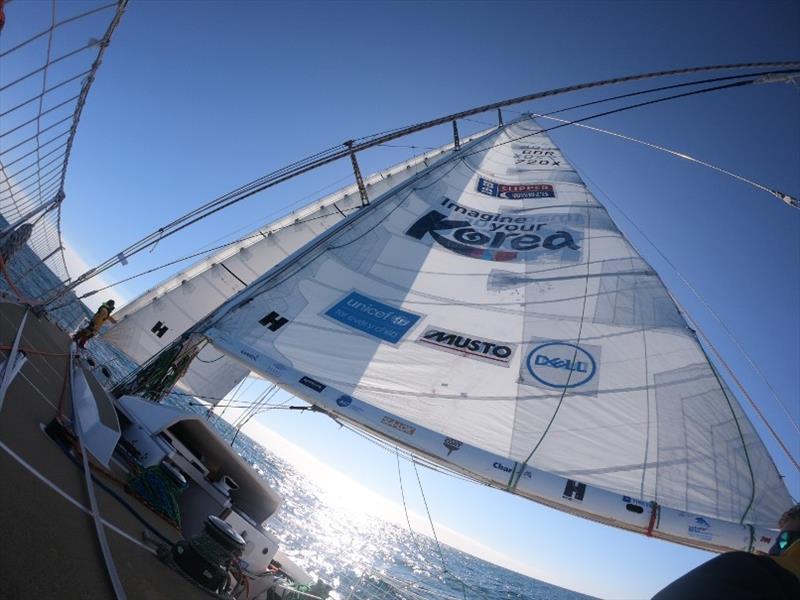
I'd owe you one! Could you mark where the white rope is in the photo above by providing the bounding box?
[70,346,127,599]
[531,111,797,206]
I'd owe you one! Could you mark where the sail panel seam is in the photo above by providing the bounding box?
[510,180,595,489]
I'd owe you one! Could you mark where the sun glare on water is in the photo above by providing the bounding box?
[235,417,566,596]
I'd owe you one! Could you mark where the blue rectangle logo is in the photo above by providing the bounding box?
[324,292,421,344]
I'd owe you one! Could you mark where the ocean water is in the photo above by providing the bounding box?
[0,231,596,600]
[221,419,596,600]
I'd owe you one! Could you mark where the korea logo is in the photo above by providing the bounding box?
[521,340,600,394]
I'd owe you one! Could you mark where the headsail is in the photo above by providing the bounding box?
[102,134,490,400]
[188,117,791,551]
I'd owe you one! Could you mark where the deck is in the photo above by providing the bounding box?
[0,301,211,599]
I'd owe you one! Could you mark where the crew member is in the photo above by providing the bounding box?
[73,299,117,348]
[652,504,800,599]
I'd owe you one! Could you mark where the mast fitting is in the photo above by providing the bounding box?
[344,140,369,207]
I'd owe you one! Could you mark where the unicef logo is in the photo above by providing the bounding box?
[391,315,410,326]
[526,342,596,389]
[336,395,353,408]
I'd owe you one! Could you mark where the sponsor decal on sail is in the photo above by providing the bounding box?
[520,339,601,394]
[299,376,326,393]
[381,416,416,436]
[335,394,363,413]
[688,517,713,541]
[512,144,567,167]
[562,479,586,502]
[264,360,286,379]
[405,198,582,262]
[417,326,515,367]
[443,437,462,456]
[492,460,532,480]
[476,177,555,199]
[622,495,649,508]
[151,321,169,338]
[324,291,421,344]
[240,349,260,362]
[259,310,288,332]
[622,495,649,514]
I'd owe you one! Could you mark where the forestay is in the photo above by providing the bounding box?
[198,118,792,548]
[102,135,489,400]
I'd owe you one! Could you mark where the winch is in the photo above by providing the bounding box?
[172,515,246,593]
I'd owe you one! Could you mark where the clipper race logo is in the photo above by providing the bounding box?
[477,177,555,199]
[405,198,581,262]
[521,340,601,394]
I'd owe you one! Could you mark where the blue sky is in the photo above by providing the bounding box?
[3,1,799,598]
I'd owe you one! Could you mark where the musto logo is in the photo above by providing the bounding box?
[418,326,515,367]
[525,341,597,390]
[324,291,421,344]
[406,198,581,262]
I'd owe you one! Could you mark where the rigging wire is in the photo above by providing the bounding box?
[45,62,800,302]
[411,460,470,600]
[0,2,117,59]
[509,177,594,489]
[53,204,361,303]
[394,449,484,600]
[33,1,57,211]
[458,78,785,173]
[209,375,251,424]
[50,141,445,304]
[509,108,798,206]
[173,72,792,360]
[395,449,421,551]
[0,70,89,121]
[686,320,800,472]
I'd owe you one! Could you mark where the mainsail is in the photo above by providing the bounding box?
[169,117,793,552]
[103,133,490,400]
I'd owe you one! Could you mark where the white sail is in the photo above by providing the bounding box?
[102,134,490,400]
[195,118,792,550]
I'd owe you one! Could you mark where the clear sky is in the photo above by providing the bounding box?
[3,1,799,598]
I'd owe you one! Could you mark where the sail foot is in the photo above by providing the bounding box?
[204,328,780,554]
